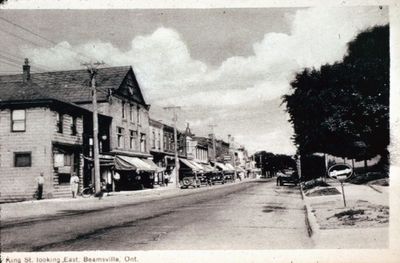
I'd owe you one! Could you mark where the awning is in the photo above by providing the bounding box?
[115,155,155,172]
[236,166,246,173]
[180,158,200,172]
[225,163,236,171]
[201,163,217,173]
[142,159,165,173]
[190,160,205,172]
[215,162,229,171]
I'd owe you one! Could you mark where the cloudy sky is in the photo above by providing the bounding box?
[0,6,388,154]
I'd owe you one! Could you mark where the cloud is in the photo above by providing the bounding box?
[20,6,388,154]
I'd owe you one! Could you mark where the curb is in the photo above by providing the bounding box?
[367,183,383,193]
[300,185,319,239]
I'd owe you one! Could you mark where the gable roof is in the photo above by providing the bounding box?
[0,66,147,106]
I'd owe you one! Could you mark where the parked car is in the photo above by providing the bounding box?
[180,172,202,188]
[224,172,235,182]
[276,169,299,186]
[211,172,225,185]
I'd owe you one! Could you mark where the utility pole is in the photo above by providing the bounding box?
[82,61,104,194]
[208,124,217,161]
[163,106,181,188]
[228,134,237,180]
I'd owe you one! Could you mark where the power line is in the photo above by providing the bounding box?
[0,16,109,66]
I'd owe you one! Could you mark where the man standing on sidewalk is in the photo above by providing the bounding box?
[70,172,80,198]
[35,172,44,200]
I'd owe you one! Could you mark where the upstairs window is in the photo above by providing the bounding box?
[11,109,26,132]
[71,117,78,135]
[56,113,63,133]
[129,130,137,149]
[137,106,141,125]
[14,152,31,167]
[117,127,125,148]
[129,104,134,123]
[122,102,126,119]
[152,130,156,149]
[140,133,146,152]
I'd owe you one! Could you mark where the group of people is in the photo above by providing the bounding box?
[35,172,79,200]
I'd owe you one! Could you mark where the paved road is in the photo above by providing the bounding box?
[1,180,313,251]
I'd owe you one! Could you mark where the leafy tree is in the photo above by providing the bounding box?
[283,25,389,165]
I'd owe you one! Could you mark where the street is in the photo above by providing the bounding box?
[1,179,313,251]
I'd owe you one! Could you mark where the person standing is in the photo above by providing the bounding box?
[70,172,80,198]
[35,172,45,200]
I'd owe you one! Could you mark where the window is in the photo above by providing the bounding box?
[140,133,146,152]
[122,102,126,119]
[152,130,156,149]
[129,130,137,149]
[11,109,26,132]
[117,127,124,148]
[137,106,141,125]
[158,132,161,150]
[64,153,72,166]
[56,113,63,133]
[129,104,134,122]
[58,174,71,184]
[163,134,167,150]
[71,117,77,135]
[14,152,31,167]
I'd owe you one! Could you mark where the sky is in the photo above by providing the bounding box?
[0,6,389,155]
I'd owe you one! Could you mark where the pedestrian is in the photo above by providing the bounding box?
[70,172,79,198]
[164,173,169,186]
[35,172,45,200]
[113,171,120,192]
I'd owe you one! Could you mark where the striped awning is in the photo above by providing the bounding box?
[225,163,236,171]
[180,158,200,172]
[115,155,156,172]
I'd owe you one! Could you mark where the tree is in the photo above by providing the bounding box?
[283,25,389,165]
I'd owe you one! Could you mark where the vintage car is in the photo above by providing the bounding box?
[180,171,204,188]
[276,169,299,186]
[223,172,235,183]
[210,171,225,185]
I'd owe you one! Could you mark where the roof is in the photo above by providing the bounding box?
[0,66,131,104]
[0,79,91,114]
[0,81,52,102]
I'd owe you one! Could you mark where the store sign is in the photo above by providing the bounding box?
[224,155,231,161]
[328,163,353,181]
[54,153,64,167]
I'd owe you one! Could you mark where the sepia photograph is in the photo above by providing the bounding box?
[0,0,399,262]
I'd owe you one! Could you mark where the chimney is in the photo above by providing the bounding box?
[22,58,30,82]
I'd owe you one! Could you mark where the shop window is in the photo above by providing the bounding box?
[58,173,71,184]
[11,109,26,132]
[14,152,31,167]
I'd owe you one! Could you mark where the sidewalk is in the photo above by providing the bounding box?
[0,177,256,225]
[302,180,389,248]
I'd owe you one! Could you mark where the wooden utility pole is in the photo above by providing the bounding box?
[208,124,217,161]
[82,61,104,194]
[163,106,181,188]
[228,134,237,180]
